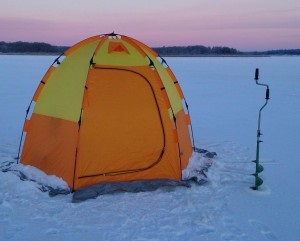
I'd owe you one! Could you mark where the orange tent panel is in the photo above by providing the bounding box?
[74,67,181,189]
[21,113,78,187]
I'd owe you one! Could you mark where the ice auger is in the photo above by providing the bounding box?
[251,68,270,190]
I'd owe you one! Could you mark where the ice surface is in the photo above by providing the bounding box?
[1,55,300,241]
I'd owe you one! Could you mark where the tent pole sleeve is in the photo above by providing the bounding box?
[17,100,33,163]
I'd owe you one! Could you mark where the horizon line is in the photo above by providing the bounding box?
[1,40,300,53]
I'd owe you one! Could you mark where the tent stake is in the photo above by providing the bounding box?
[251,68,270,190]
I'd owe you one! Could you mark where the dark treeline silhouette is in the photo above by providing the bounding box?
[0,41,68,54]
[243,49,300,56]
[153,45,240,56]
[1,41,300,56]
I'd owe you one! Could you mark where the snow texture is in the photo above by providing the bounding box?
[1,55,300,241]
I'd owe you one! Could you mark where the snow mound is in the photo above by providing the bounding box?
[182,148,216,184]
[1,161,70,196]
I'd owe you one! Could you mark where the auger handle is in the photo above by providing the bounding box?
[255,68,270,100]
[255,68,259,81]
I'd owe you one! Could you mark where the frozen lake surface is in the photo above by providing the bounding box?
[1,55,300,241]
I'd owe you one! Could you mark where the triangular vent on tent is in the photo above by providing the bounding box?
[108,42,129,54]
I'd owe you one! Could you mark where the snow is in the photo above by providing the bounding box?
[1,55,300,241]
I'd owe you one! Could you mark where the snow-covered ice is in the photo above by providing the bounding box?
[1,55,300,241]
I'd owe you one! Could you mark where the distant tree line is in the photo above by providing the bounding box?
[153,45,240,56]
[243,49,300,56]
[1,41,300,56]
[0,41,68,54]
[154,46,300,56]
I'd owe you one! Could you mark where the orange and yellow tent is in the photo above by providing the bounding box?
[19,33,193,191]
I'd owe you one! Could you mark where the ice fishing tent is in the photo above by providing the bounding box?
[19,33,193,191]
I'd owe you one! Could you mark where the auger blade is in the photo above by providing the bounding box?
[251,176,263,190]
[256,164,264,173]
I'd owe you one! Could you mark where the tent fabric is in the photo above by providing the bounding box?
[72,179,191,203]
[20,33,193,191]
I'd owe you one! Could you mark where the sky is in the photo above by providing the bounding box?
[1,0,300,51]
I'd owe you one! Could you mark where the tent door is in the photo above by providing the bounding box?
[76,68,165,178]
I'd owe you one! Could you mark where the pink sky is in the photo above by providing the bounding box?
[1,0,300,51]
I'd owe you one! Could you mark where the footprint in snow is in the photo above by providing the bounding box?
[221,232,250,241]
[249,219,278,240]
[221,216,250,241]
